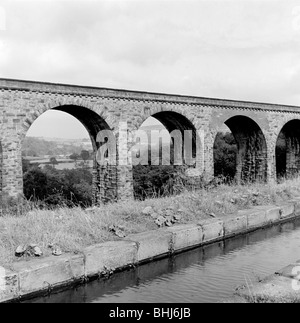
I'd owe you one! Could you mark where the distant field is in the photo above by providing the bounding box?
[27,158,73,163]
[25,158,93,170]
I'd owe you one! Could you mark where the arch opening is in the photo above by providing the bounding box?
[22,105,113,206]
[152,111,198,163]
[132,111,201,200]
[276,120,300,180]
[215,116,267,184]
[213,125,238,182]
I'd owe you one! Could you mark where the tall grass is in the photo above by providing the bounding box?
[1,176,300,267]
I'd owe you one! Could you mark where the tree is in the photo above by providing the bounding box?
[49,157,58,168]
[23,166,93,207]
[23,166,48,201]
[70,153,80,162]
[22,158,31,173]
[213,132,237,180]
[80,150,90,169]
[80,150,90,161]
[276,132,287,178]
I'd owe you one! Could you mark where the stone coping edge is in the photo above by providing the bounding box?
[234,265,300,303]
[233,203,300,303]
[1,198,300,303]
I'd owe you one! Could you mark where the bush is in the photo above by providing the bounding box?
[23,164,93,207]
[213,132,237,180]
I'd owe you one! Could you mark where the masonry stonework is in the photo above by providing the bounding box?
[0,79,300,204]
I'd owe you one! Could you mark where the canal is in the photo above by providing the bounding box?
[27,218,300,303]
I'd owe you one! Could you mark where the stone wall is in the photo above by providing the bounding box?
[0,78,300,204]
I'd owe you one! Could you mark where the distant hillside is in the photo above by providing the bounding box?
[40,137,91,144]
[22,136,93,158]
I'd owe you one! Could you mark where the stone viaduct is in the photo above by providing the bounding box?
[0,78,300,204]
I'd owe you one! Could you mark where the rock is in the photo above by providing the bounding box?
[15,244,28,257]
[165,216,173,226]
[15,244,43,257]
[165,215,173,222]
[109,225,116,232]
[209,213,216,218]
[52,246,62,256]
[108,224,126,238]
[32,246,43,257]
[177,209,184,213]
[25,244,43,257]
[142,206,154,216]
[150,212,159,219]
[114,229,126,238]
[155,216,166,227]
[173,214,182,221]
[164,209,173,217]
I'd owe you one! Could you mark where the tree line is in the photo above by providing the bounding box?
[23,160,93,207]
[22,136,92,158]
[22,132,239,206]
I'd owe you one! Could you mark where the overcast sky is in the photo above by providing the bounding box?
[1,0,300,138]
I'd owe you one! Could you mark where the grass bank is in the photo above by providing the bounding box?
[1,177,300,267]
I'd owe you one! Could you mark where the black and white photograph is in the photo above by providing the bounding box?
[1,0,300,308]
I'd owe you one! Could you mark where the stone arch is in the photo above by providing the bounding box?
[20,99,117,205]
[132,104,202,168]
[218,115,268,183]
[151,110,198,163]
[131,106,204,199]
[20,97,115,142]
[131,103,197,131]
[276,119,300,178]
[270,115,300,142]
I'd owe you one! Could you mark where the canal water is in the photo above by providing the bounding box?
[28,218,300,303]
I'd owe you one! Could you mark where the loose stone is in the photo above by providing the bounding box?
[15,244,28,257]
[142,206,154,215]
[52,246,62,256]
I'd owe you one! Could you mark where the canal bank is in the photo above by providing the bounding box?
[1,197,300,303]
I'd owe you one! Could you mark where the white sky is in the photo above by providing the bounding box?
[1,0,300,138]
